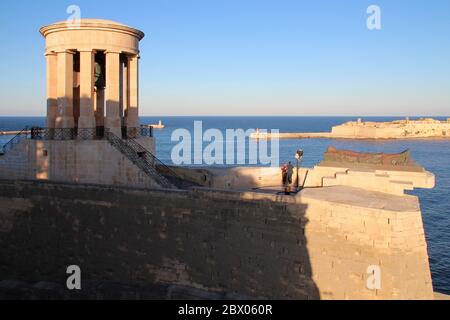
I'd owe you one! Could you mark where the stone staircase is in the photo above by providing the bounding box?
[322,169,412,195]
[105,131,193,189]
[319,166,434,196]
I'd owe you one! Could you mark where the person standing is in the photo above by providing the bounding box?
[281,163,288,186]
[281,162,293,195]
[287,161,294,185]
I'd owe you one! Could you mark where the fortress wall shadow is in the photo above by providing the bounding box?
[0,179,319,300]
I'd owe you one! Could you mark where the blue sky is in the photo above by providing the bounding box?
[0,0,449,116]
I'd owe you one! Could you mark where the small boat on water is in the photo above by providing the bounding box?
[143,120,165,129]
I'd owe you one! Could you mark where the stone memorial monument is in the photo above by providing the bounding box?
[0,19,176,188]
[40,19,145,138]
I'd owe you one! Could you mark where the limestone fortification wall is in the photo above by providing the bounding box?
[0,180,434,299]
[0,139,157,188]
[171,165,435,196]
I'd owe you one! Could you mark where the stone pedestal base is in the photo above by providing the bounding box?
[126,127,140,139]
[78,116,96,129]
[0,139,160,188]
[126,115,139,128]
[46,104,57,129]
[55,116,75,129]
[105,117,122,137]
[78,116,97,140]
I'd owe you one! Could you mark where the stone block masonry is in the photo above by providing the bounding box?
[0,138,157,189]
[0,180,434,299]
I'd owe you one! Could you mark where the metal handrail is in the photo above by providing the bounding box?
[30,127,100,140]
[125,138,182,181]
[105,130,176,189]
[139,125,153,138]
[26,126,153,140]
[1,126,29,155]
[1,125,183,189]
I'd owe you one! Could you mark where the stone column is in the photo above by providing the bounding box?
[122,58,129,118]
[55,50,75,129]
[105,51,121,137]
[45,52,58,129]
[126,55,139,138]
[119,58,124,123]
[95,88,105,127]
[78,50,96,138]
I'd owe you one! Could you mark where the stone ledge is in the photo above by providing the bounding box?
[299,186,420,212]
[434,292,450,300]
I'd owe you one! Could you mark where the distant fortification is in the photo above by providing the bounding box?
[251,118,450,140]
[331,118,450,139]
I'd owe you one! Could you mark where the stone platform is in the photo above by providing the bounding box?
[0,138,159,188]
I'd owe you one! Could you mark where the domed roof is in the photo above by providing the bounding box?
[40,19,144,40]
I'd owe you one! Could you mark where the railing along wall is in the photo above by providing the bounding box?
[0,125,182,189]
[0,127,30,155]
[105,130,176,189]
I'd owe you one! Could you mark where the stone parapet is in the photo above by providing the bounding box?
[0,181,434,299]
[169,163,435,196]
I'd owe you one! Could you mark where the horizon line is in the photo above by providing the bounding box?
[0,114,449,118]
